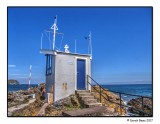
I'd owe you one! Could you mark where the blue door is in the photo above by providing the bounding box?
[77,59,86,90]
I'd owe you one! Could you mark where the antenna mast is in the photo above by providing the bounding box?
[51,16,58,50]
[41,33,43,49]
[89,32,92,59]
[75,40,76,53]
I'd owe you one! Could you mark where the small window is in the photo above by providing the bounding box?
[46,54,52,75]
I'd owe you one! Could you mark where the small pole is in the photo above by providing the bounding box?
[89,32,92,56]
[41,33,43,49]
[75,40,76,53]
[89,32,92,59]
[88,37,90,54]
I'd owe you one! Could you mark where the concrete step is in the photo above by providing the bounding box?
[91,92,96,95]
[85,103,102,108]
[84,99,97,104]
[78,93,92,97]
[75,90,90,94]
[80,96,95,101]
[76,90,102,109]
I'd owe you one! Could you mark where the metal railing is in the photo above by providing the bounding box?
[87,75,153,116]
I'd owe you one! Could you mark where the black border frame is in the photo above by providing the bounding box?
[7,6,153,118]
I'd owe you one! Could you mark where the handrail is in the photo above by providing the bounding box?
[87,75,152,116]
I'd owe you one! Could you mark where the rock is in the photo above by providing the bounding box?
[71,95,79,107]
[127,97,152,116]
[8,91,29,107]
[8,83,47,116]
[8,83,46,108]
[45,94,81,116]
[8,79,20,85]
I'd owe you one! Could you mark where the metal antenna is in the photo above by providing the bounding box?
[51,15,58,50]
[89,32,92,58]
[41,33,43,49]
[75,40,76,53]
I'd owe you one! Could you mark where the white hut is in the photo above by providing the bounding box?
[40,16,92,103]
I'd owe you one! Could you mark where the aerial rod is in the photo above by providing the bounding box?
[87,31,92,59]
[75,40,76,53]
[89,31,92,58]
[51,15,58,50]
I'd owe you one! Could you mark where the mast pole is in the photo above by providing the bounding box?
[75,40,76,53]
[41,33,43,49]
[51,15,58,50]
[53,21,56,50]
[89,32,92,59]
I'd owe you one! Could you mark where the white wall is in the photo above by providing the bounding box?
[54,54,75,101]
[45,53,91,102]
[54,53,91,101]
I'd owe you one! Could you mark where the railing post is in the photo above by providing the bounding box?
[100,86,101,103]
[119,93,122,115]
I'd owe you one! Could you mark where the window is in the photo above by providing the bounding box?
[46,54,52,75]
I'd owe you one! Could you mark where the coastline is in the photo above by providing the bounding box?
[8,83,152,116]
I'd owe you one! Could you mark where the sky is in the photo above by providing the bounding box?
[8,7,152,84]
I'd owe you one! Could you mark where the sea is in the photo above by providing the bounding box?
[8,83,152,103]
[101,84,152,116]
[101,84,152,103]
[8,84,38,92]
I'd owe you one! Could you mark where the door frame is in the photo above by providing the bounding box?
[75,57,88,90]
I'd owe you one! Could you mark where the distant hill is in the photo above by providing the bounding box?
[8,79,20,85]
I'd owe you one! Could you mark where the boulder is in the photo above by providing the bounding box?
[127,97,152,116]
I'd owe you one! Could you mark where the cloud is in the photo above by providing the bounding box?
[8,65,16,67]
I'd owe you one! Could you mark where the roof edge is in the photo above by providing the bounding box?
[40,49,91,58]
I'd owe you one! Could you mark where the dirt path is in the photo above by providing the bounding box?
[8,99,36,116]
[37,103,49,116]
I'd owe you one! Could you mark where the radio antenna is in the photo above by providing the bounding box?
[51,15,58,50]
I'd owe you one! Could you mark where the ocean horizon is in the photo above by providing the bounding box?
[8,83,152,102]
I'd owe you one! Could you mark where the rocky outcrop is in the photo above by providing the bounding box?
[8,84,128,116]
[8,79,19,85]
[8,83,46,116]
[8,91,29,107]
[127,97,152,116]
[45,94,81,116]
